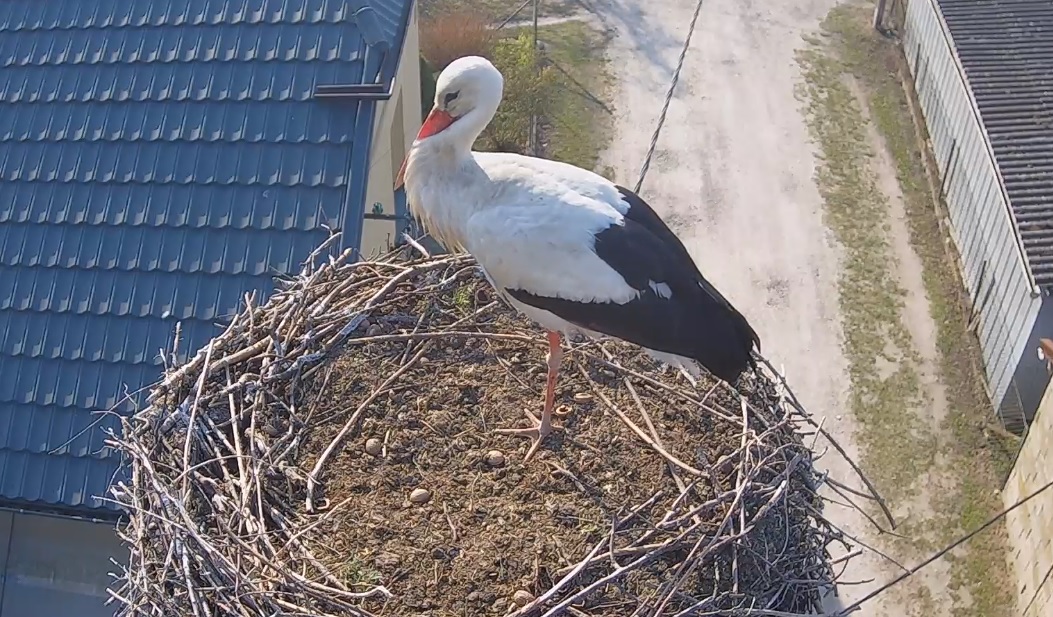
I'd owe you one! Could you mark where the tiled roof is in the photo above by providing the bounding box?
[0,0,414,517]
[938,0,1053,285]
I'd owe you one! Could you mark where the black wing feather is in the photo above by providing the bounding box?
[505,185,760,384]
[615,186,759,345]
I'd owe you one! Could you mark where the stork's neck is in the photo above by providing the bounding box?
[404,104,499,250]
[402,88,504,250]
[405,96,499,198]
[437,97,499,153]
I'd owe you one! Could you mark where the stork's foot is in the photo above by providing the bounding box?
[494,410,562,460]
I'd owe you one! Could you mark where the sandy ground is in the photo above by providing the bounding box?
[567,0,954,614]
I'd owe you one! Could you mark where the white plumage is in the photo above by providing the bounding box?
[394,56,759,458]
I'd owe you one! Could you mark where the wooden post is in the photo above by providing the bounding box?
[530,0,540,156]
[873,0,889,31]
[532,0,539,51]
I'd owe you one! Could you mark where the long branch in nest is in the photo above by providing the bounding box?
[107,239,886,617]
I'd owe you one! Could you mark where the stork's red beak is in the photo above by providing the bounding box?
[394,107,456,191]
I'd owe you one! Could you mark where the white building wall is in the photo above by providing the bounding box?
[1002,378,1053,617]
[361,4,423,258]
[0,511,124,617]
[901,0,1041,422]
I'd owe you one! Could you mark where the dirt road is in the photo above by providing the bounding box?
[579,0,934,613]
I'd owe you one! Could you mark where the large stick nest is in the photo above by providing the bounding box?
[108,240,870,617]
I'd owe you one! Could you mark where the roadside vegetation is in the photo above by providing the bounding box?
[797,2,932,512]
[531,20,614,173]
[418,8,612,171]
[797,3,1015,616]
[418,0,581,21]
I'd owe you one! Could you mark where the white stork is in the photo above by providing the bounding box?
[394,56,760,458]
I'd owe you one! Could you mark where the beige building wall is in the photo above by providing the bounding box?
[360,4,423,258]
[1004,374,1053,617]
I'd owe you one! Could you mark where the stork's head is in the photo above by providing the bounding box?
[394,56,504,190]
[432,55,505,122]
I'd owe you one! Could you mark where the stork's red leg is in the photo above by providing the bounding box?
[495,330,564,459]
[539,330,563,433]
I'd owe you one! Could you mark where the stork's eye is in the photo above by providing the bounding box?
[443,91,460,106]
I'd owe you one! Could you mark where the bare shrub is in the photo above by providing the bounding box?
[419,11,495,71]
[419,16,554,156]
[477,33,556,154]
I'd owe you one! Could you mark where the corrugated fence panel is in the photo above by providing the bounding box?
[902,0,1041,417]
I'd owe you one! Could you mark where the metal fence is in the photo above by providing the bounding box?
[899,0,1042,427]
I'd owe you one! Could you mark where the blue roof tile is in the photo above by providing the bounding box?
[0,267,282,320]
[1,403,117,458]
[3,101,355,144]
[0,0,393,32]
[0,141,357,185]
[0,23,369,67]
[0,450,122,511]
[1,223,331,274]
[0,62,359,103]
[0,311,217,365]
[1,182,346,229]
[0,0,413,516]
[369,0,406,47]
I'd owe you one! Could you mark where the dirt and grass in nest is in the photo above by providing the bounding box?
[290,269,830,616]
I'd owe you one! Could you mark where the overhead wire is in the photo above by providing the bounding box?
[633,0,707,194]
[832,476,1053,616]
[632,2,1053,613]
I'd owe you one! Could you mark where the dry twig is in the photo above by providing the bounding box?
[106,237,879,617]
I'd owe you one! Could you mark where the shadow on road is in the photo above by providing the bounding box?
[570,0,685,77]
